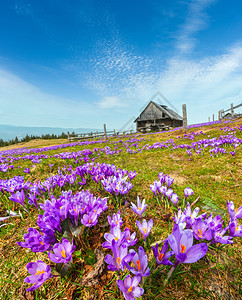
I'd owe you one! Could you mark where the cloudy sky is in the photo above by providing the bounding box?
[0,0,242,130]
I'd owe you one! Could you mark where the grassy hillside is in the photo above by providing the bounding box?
[0,118,241,300]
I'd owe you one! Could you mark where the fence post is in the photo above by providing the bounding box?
[221,109,224,119]
[114,129,116,135]
[104,124,107,140]
[182,104,187,130]
[208,117,210,122]
[213,114,214,122]
[231,103,234,116]
[67,131,70,141]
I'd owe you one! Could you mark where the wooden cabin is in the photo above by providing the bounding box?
[134,101,183,132]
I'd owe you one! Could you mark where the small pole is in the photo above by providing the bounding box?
[218,111,220,120]
[221,109,224,119]
[114,129,116,135]
[104,124,107,140]
[182,104,187,130]
[231,103,234,116]
[67,131,70,141]
[213,114,214,122]
[208,117,210,122]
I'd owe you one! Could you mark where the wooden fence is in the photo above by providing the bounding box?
[218,103,242,120]
[67,125,134,142]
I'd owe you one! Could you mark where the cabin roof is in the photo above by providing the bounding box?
[134,101,183,122]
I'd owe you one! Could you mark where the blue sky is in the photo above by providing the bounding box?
[0,0,242,130]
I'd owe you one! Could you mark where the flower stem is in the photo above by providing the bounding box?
[163,266,175,287]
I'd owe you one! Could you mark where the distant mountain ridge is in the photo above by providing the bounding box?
[0,125,101,141]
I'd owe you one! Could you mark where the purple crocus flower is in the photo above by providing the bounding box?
[150,180,162,196]
[81,211,98,227]
[125,246,150,277]
[130,196,147,218]
[160,185,167,198]
[183,202,200,229]
[26,192,39,209]
[171,193,179,207]
[158,172,166,184]
[152,240,174,266]
[117,274,144,300]
[208,215,223,232]
[104,240,134,273]
[136,219,153,241]
[165,176,174,188]
[211,226,233,244]
[123,228,137,247]
[17,228,51,252]
[24,261,52,291]
[168,224,208,265]
[166,188,173,200]
[150,183,158,196]
[186,150,192,156]
[23,168,30,174]
[9,190,27,211]
[192,219,213,241]
[0,163,9,172]
[227,200,242,221]
[102,226,128,249]
[48,238,76,264]
[173,207,187,230]
[184,187,193,200]
[37,212,62,233]
[127,171,137,180]
[229,219,242,237]
[107,211,123,228]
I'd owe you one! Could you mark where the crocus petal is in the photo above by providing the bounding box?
[183,243,208,263]
[180,230,193,250]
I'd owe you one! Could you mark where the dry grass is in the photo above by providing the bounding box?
[0,139,69,151]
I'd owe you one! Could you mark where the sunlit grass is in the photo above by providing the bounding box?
[0,118,241,299]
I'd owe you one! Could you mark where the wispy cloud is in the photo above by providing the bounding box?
[175,0,216,54]
[83,37,155,97]
[79,36,242,124]
[5,0,242,128]
[97,96,127,109]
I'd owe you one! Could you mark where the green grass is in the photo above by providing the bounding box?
[0,119,241,299]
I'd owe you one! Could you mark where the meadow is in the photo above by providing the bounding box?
[0,118,241,300]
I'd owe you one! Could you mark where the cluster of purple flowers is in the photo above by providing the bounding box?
[150,199,242,286]
[102,185,242,299]
[173,201,242,244]
[131,197,153,242]
[103,198,153,299]
[138,125,241,158]
[152,223,208,277]
[0,175,30,193]
[18,189,107,291]
[101,174,133,198]
[1,120,241,297]
[150,173,191,208]
[0,162,137,215]
[1,122,240,177]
